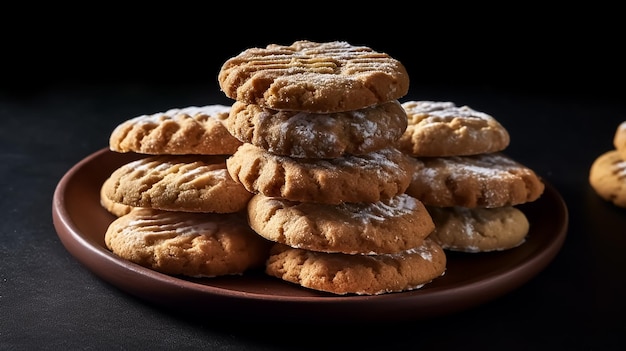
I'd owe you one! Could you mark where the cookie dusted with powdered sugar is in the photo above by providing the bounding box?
[247,193,434,255]
[105,208,272,277]
[396,101,510,157]
[406,153,544,208]
[103,155,253,213]
[224,100,407,158]
[265,239,446,295]
[589,149,626,208]
[227,143,415,205]
[426,206,529,252]
[109,105,242,155]
[218,40,410,113]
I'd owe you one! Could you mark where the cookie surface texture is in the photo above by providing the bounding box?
[224,100,408,158]
[426,206,529,252]
[104,155,253,213]
[105,208,271,277]
[396,101,510,157]
[100,176,134,217]
[218,40,410,113]
[109,105,242,155]
[247,193,434,255]
[405,153,545,208]
[265,239,446,295]
[613,121,626,159]
[589,149,626,207]
[227,143,414,204]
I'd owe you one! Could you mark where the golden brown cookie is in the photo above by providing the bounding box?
[227,143,414,205]
[613,121,626,159]
[100,176,134,217]
[218,40,410,113]
[405,153,545,208]
[265,239,447,295]
[396,101,510,157]
[426,206,529,252]
[589,149,626,208]
[224,100,408,158]
[103,155,253,213]
[247,193,434,255]
[105,208,271,277]
[109,105,242,155]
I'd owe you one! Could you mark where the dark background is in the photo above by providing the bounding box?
[3,7,626,350]
[3,9,624,102]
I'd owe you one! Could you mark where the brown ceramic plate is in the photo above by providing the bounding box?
[52,148,568,323]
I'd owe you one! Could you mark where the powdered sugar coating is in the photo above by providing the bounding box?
[109,104,242,155]
[225,100,407,158]
[127,105,231,125]
[396,100,510,157]
[406,153,545,208]
[247,193,434,255]
[218,40,409,112]
[228,144,415,204]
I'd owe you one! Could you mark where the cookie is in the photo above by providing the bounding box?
[405,153,545,208]
[265,239,446,295]
[103,155,253,213]
[105,208,271,277]
[218,40,410,113]
[426,206,529,252]
[224,99,408,158]
[613,121,626,159]
[396,101,510,157]
[589,149,626,207]
[247,193,434,255]
[109,105,242,155]
[100,176,134,217]
[227,143,414,204]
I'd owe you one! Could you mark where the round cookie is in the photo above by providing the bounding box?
[226,143,415,205]
[109,105,242,155]
[247,193,434,255]
[104,155,253,213]
[224,99,408,158]
[613,121,626,159]
[105,208,271,277]
[396,101,510,157]
[406,153,545,208]
[218,40,410,113]
[100,176,135,217]
[265,239,447,295]
[426,206,529,252]
[589,149,626,208]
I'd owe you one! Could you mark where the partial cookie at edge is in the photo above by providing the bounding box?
[589,149,626,208]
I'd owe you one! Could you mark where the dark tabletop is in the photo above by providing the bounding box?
[2,23,626,350]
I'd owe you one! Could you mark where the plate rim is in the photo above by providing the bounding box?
[52,148,569,321]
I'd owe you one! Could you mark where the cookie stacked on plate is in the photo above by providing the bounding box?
[100,106,272,278]
[396,101,545,252]
[589,121,626,208]
[218,40,447,295]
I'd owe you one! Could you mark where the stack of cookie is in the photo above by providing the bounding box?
[589,121,626,208]
[218,41,447,295]
[396,101,545,253]
[100,106,272,278]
